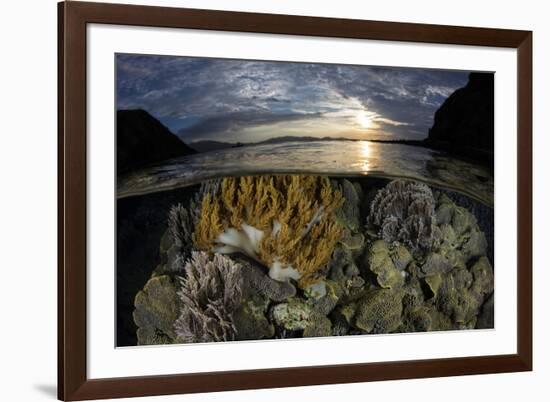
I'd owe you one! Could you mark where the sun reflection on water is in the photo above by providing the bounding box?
[358,140,371,172]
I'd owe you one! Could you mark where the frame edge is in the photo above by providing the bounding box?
[58,1,533,400]
[516,31,533,371]
[59,1,89,400]
[57,1,65,400]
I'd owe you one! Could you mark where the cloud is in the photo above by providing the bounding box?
[116,54,472,141]
[177,110,323,142]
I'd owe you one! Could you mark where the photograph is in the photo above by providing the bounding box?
[2,0,543,401]
[116,54,495,347]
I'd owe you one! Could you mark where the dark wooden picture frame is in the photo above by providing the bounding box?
[58,1,532,400]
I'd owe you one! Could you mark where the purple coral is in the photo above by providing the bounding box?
[174,251,243,343]
[168,204,193,253]
[164,204,196,273]
[368,180,436,251]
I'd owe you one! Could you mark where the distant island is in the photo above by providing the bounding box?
[189,135,431,151]
[189,135,357,153]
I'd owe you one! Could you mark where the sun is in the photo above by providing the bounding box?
[356,112,372,129]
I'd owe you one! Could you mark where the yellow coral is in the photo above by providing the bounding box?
[193,175,344,288]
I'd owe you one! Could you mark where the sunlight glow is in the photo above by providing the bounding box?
[357,112,372,129]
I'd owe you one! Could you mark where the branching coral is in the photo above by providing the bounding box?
[168,204,193,247]
[174,251,243,343]
[166,204,194,271]
[189,178,222,226]
[368,180,436,252]
[193,175,344,288]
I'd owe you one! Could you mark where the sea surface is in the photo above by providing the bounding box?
[117,140,493,207]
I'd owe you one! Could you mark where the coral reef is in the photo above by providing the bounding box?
[232,299,275,340]
[164,204,194,272]
[174,251,243,343]
[334,179,363,232]
[193,175,344,288]
[355,289,404,333]
[271,298,312,331]
[368,180,436,252]
[133,275,180,345]
[132,175,494,346]
[234,256,297,302]
[364,240,406,289]
[189,178,222,225]
[270,297,333,338]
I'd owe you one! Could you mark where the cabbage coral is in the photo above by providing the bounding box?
[193,175,344,288]
[174,251,243,343]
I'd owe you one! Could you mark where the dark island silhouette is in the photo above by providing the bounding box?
[117,109,196,174]
[425,72,493,166]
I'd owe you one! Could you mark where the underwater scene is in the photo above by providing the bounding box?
[116,54,494,346]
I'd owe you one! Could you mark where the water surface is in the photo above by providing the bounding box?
[117,140,493,206]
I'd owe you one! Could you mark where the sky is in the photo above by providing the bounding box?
[116,53,471,144]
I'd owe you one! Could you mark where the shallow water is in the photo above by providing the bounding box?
[117,140,493,207]
[120,175,494,346]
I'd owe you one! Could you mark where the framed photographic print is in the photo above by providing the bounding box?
[58,1,532,400]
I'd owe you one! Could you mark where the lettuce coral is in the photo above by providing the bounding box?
[193,175,344,288]
[354,289,404,333]
[365,240,406,289]
[368,179,436,252]
[133,275,180,345]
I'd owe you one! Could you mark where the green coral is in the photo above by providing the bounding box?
[470,256,494,297]
[308,279,343,316]
[232,295,274,340]
[427,257,493,327]
[328,246,365,300]
[364,240,405,289]
[354,289,404,333]
[389,244,413,271]
[399,307,432,333]
[330,302,358,335]
[334,178,363,232]
[433,194,488,266]
[303,314,333,337]
[271,296,334,337]
[133,275,180,345]
[271,298,312,331]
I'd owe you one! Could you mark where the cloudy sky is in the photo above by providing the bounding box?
[116,53,470,144]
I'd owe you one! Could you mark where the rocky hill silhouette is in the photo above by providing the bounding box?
[117,109,195,174]
[426,72,494,167]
